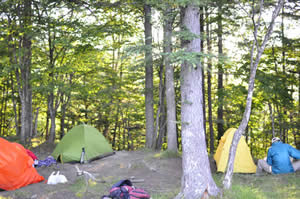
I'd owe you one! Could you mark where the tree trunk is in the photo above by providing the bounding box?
[200,6,206,143]
[206,7,214,155]
[280,3,288,144]
[48,93,56,143]
[268,103,275,137]
[0,84,5,135]
[223,0,284,189]
[33,107,40,138]
[154,62,165,150]
[60,95,66,139]
[217,3,224,141]
[13,0,33,144]
[11,74,20,136]
[163,6,177,152]
[45,108,50,139]
[144,4,155,149]
[175,5,219,198]
[60,74,72,139]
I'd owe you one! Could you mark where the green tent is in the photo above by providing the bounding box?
[52,124,114,163]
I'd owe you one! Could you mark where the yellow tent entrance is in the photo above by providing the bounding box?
[214,128,257,173]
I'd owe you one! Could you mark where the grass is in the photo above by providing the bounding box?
[150,189,180,199]
[153,150,181,159]
[68,171,299,199]
[213,172,300,199]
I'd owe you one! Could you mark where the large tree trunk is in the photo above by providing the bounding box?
[163,6,177,152]
[206,7,214,155]
[144,4,155,149]
[175,5,219,198]
[223,0,284,189]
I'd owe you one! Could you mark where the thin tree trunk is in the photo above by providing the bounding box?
[297,70,300,149]
[10,73,20,136]
[60,95,66,139]
[3,82,9,136]
[205,7,214,155]
[268,103,275,137]
[48,95,56,143]
[45,109,50,139]
[154,62,165,150]
[217,3,224,141]
[144,4,155,149]
[281,3,288,144]
[200,6,206,142]
[175,5,219,198]
[32,107,40,138]
[112,121,118,149]
[223,0,284,189]
[0,84,5,135]
[60,95,70,139]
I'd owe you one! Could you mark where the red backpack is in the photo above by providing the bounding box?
[102,179,150,199]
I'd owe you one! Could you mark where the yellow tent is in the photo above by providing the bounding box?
[214,128,257,173]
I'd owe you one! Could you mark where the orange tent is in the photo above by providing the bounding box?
[0,138,44,190]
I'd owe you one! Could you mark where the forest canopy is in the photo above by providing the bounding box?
[0,0,299,159]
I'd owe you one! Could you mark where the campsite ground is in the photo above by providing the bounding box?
[0,143,299,199]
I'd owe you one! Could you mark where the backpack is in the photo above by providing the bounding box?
[102,179,150,199]
[129,188,151,199]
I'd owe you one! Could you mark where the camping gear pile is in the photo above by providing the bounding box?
[35,156,57,168]
[214,128,257,173]
[0,124,114,191]
[0,138,44,191]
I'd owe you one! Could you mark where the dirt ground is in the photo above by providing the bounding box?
[0,143,185,199]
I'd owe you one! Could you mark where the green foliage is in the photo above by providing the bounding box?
[0,0,298,156]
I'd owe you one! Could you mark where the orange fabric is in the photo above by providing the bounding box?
[0,138,44,190]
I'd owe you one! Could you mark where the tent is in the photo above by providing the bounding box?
[214,128,257,173]
[0,138,44,190]
[52,124,114,163]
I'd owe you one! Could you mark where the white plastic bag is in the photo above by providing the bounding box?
[47,171,68,185]
[56,171,68,183]
[47,171,56,184]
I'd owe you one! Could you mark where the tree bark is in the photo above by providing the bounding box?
[10,73,20,136]
[268,103,275,137]
[60,92,71,139]
[223,0,284,189]
[175,5,219,198]
[12,0,33,144]
[206,7,214,155]
[154,62,166,150]
[200,6,206,143]
[217,3,224,141]
[163,6,177,152]
[32,107,40,138]
[144,4,155,149]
